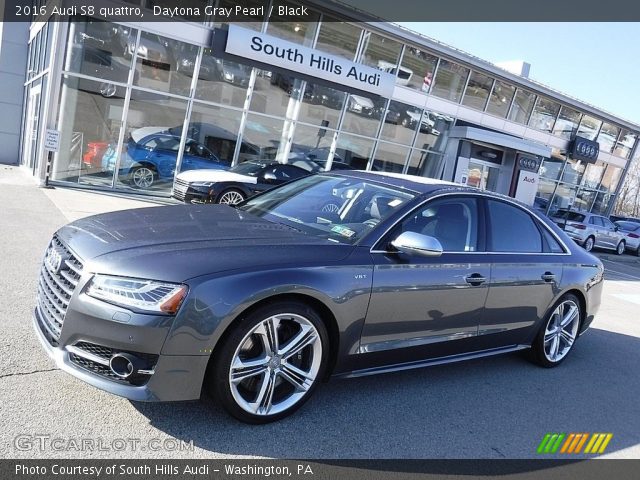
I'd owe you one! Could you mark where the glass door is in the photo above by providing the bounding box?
[467,160,499,191]
[23,83,42,173]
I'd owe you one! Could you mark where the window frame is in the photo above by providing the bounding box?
[370,192,569,255]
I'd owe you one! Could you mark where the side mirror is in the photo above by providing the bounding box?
[614,225,619,231]
[263,172,277,183]
[390,231,443,257]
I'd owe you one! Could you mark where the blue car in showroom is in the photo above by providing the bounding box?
[101,127,230,189]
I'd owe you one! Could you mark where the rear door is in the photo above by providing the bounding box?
[481,198,564,346]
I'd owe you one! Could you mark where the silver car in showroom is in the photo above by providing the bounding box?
[34,171,604,423]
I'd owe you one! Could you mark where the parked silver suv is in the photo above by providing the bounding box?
[550,209,626,254]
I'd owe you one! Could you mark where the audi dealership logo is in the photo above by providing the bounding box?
[571,136,600,162]
[576,141,598,158]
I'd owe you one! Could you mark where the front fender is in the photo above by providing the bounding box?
[160,264,373,364]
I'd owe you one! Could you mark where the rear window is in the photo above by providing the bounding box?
[556,210,585,222]
[616,221,640,231]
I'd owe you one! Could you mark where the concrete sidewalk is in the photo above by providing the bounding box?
[0,165,174,222]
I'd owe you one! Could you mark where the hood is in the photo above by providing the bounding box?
[57,205,351,282]
[176,169,257,184]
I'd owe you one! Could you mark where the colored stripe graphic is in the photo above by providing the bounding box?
[538,433,613,454]
[537,433,566,453]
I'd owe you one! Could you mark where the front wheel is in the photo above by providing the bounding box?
[616,241,625,255]
[209,302,329,423]
[530,294,582,368]
[217,189,245,206]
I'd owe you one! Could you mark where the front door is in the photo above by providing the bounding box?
[360,196,490,365]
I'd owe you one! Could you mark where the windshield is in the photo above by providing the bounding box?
[231,162,266,176]
[238,175,415,245]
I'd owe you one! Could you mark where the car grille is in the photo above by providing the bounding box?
[172,178,190,202]
[68,341,158,386]
[36,236,83,345]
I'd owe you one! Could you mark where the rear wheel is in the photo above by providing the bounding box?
[209,302,329,423]
[217,189,245,206]
[530,294,582,368]
[616,241,625,255]
[583,236,595,252]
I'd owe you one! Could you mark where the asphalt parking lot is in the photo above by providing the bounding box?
[1,166,639,459]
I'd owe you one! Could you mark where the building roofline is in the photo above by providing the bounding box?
[309,0,640,133]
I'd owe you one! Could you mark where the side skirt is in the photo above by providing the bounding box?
[333,344,530,379]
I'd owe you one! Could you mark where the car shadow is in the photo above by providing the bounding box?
[131,328,640,459]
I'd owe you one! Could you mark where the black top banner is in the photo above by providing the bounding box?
[4,0,640,22]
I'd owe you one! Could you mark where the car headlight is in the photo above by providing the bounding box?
[191,181,215,188]
[86,275,187,315]
[223,71,234,81]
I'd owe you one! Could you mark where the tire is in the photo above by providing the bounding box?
[530,294,582,368]
[616,241,625,255]
[209,301,329,424]
[130,165,156,189]
[216,189,245,206]
[583,236,595,252]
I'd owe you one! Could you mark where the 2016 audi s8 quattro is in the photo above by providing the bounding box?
[33,171,604,423]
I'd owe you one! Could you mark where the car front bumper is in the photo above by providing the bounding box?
[33,306,209,402]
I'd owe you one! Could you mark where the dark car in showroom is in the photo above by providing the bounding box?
[172,160,312,205]
[34,171,603,423]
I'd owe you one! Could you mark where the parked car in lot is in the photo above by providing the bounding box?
[102,127,230,189]
[34,171,603,423]
[550,209,626,254]
[614,220,640,255]
[172,160,311,205]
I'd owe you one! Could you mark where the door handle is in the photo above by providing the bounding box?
[465,273,487,286]
[541,272,556,282]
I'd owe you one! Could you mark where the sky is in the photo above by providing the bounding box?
[398,23,640,126]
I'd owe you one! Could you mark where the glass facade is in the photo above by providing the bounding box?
[19,2,639,219]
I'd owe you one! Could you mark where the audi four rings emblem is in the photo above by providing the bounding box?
[44,247,67,274]
[577,141,598,158]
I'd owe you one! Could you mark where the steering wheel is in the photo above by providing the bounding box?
[363,218,380,228]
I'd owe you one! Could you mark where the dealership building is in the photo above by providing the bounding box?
[3,0,640,215]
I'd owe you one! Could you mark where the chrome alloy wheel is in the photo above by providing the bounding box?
[543,300,580,363]
[228,313,322,417]
[584,237,594,252]
[132,167,155,189]
[218,190,245,205]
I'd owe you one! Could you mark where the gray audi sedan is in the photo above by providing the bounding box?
[34,171,604,423]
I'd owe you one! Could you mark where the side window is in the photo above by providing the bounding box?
[282,166,307,179]
[541,227,565,253]
[487,200,542,253]
[601,217,615,229]
[590,216,603,227]
[399,197,479,252]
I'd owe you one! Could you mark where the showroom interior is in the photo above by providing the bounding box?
[15,0,640,216]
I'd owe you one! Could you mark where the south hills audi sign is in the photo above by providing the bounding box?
[224,25,396,97]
